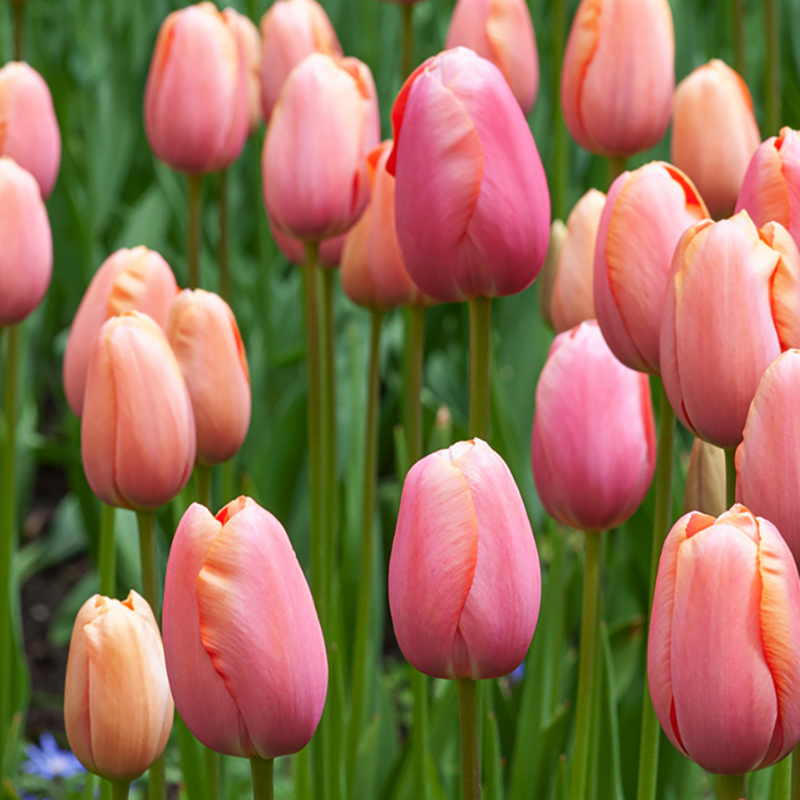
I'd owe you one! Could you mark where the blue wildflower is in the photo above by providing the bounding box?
[21,733,85,780]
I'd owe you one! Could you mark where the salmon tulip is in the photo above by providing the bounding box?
[223,8,263,134]
[538,219,567,329]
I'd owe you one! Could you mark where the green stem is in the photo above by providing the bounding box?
[552,0,568,219]
[111,781,129,800]
[148,757,167,800]
[218,169,231,303]
[98,503,116,597]
[608,156,627,186]
[406,305,425,465]
[205,746,220,800]
[251,757,274,800]
[773,757,790,799]
[401,3,414,80]
[187,174,203,289]
[716,773,746,800]
[457,679,481,800]
[569,533,602,800]
[175,715,204,800]
[196,465,212,510]
[468,296,491,441]
[764,0,780,135]
[792,745,800,800]
[731,0,746,77]
[725,448,736,509]
[321,267,337,617]
[11,1,24,62]
[136,510,159,616]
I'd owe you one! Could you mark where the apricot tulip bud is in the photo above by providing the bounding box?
[532,321,656,532]
[648,506,800,774]
[167,290,251,466]
[63,247,178,419]
[684,439,726,518]
[0,62,61,199]
[223,8,263,134]
[81,312,196,510]
[64,592,173,781]
[389,439,540,680]
[538,220,567,329]
[163,498,328,758]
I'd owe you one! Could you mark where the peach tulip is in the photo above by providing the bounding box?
[81,312,196,510]
[648,505,800,774]
[672,60,760,219]
[561,0,674,158]
[444,0,539,114]
[0,156,52,326]
[263,53,380,242]
[0,62,61,199]
[684,438,726,518]
[223,8,263,134]
[167,290,251,466]
[538,219,567,329]
[163,498,328,758]
[532,321,655,532]
[660,215,800,449]
[269,220,345,268]
[145,3,249,174]
[594,162,708,374]
[388,47,550,302]
[259,0,342,122]
[63,247,178,419]
[389,439,540,680]
[64,591,174,781]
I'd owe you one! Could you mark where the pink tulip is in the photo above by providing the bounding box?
[223,8,263,134]
[259,0,342,122]
[672,60,760,219]
[648,505,800,774]
[388,47,550,302]
[660,214,800,449]
[263,53,380,242]
[269,219,345,268]
[63,247,178,419]
[594,162,708,374]
[389,439,540,680]
[0,62,61,199]
[144,2,250,174]
[81,312,196,510]
[445,0,539,114]
[531,321,656,532]
[163,497,328,758]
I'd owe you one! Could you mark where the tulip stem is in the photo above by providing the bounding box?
[608,157,627,186]
[98,503,116,597]
[251,757,274,800]
[791,744,800,799]
[136,510,159,614]
[457,679,481,800]
[552,0,568,218]
[401,3,414,80]
[196,465,212,510]
[187,174,203,289]
[321,267,337,613]
[11,1,24,61]
[716,773,746,800]
[218,169,231,303]
[764,0,780,135]
[111,781,129,800]
[205,746,220,800]
[731,0,746,77]
[725,448,736,508]
[468,296,491,442]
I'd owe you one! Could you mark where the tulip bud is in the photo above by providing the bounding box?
[263,53,380,242]
[538,220,567,329]
[63,247,178,419]
[163,498,328,758]
[660,213,800,449]
[594,162,708,374]
[64,591,174,781]
[81,312,196,510]
[388,47,550,302]
[0,156,52,326]
[269,219,345,268]
[671,60,760,220]
[145,2,250,174]
[389,439,541,680]
[445,0,539,114]
[167,290,251,466]
[684,438,726,517]
[222,8,263,134]
[532,321,656,532]
[561,0,674,158]
[0,62,61,199]
[648,505,800,774]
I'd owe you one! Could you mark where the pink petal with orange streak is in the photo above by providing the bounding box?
[736,133,792,235]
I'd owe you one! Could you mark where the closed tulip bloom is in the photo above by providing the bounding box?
[532,321,656,532]
[64,591,174,781]
[594,162,708,374]
[0,156,52,326]
[223,8,263,134]
[163,498,328,758]
[648,505,800,774]
[63,247,178,419]
[389,47,550,302]
[445,0,539,114]
[270,220,345,268]
[259,0,342,122]
[671,60,760,219]
[389,439,540,681]
[263,53,380,242]
[684,438,726,517]
[167,290,251,466]
[145,3,249,174]
[0,62,61,199]
[81,312,196,510]
[538,219,567,329]
[660,214,800,449]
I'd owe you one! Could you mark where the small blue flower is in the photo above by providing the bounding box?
[21,732,85,780]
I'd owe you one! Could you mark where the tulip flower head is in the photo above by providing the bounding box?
[538,219,567,329]
[223,8,263,134]
[269,219,345,268]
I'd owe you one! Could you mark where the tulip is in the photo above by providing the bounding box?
[671,60,760,219]
[259,0,342,123]
[388,47,550,302]
[538,219,567,329]
[684,438,726,518]
[263,53,380,242]
[531,320,656,531]
[388,439,541,680]
[167,290,251,466]
[0,62,61,199]
[0,156,52,326]
[444,0,539,114]
[660,214,800,449]
[81,312,196,510]
[163,497,328,758]
[594,161,708,374]
[63,247,178,419]
[648,505,800,775]
[64,591,174,781]
[269,220,345,268]
[144,2,249,174]
[223,8,263,134]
